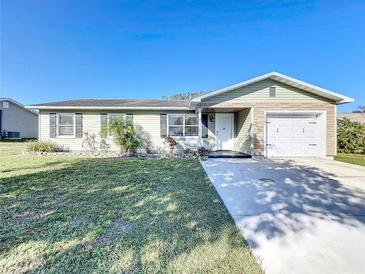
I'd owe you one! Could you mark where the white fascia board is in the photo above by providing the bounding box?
[0,98,38,115]
[26,105,191,110]
[191,72,354,104]
[270,72,354,104]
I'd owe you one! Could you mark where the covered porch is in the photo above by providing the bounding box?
[198,106,253,156]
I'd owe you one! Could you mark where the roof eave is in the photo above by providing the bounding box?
[191,72,354,105]
[26,105,191,110]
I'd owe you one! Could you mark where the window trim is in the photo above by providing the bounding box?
[56,113,76,138]
[167,113,199,137]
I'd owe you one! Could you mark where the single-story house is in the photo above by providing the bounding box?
[0,98,38,139]
[28,72,353,158]
[338,113,365,124]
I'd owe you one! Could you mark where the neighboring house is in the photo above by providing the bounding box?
[338,113,365,124]
[0,98,38,139]
[28,72,353,158]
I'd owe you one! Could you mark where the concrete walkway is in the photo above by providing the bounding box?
[201,158,365,274]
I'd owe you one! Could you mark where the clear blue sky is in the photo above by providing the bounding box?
[1,0,364,112]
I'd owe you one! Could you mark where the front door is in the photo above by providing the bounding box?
[215,113,234,150]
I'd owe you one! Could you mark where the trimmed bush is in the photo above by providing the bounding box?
[337,118,365,154]
[26,141,64,153]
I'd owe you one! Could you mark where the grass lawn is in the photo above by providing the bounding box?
[335,153,365,167]
[0,142,261,273]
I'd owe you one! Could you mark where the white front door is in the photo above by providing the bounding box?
[215,113,234,150]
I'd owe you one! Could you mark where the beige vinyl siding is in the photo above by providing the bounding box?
[234,108,252,154]
[202,79,333,107]
[39,110,198,152]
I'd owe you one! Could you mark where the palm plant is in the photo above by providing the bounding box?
[101,117,142,153]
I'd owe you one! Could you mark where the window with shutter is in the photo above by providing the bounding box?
[57,113,74,136]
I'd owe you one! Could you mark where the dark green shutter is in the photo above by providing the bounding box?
[75,113,83,138]
[50,113,56,138]
[101,113,108,132]
[202,114,208,138]
[160,114,167,137]
[126,113,133,124]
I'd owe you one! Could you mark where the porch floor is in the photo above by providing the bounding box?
[208,150,251,159]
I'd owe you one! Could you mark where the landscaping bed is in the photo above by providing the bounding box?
[0,142,261,273]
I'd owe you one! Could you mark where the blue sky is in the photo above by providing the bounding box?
[1,0,364,112]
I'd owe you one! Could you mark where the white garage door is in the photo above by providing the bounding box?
[266,113,324,157]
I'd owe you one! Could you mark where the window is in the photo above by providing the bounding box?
[168,114,198,137]
[2,102,9,109]
[185,115,198,136]
[169,115,184,136]
[269,86,276,97]
[57,113,74,136]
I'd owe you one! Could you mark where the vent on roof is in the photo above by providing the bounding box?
[269,87,276,97]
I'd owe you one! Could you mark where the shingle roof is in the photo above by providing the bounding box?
[338,113,365,124]
[28,99,190,109]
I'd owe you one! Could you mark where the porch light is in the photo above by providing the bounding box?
[210,116,214,122]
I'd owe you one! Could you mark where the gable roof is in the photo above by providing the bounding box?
[28,99,190,110]
[191,72,354,104]
[0,98,38,115]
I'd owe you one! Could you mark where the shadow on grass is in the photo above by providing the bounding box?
[0,158,261,273]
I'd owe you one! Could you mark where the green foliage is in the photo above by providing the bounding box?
[335,153,365,167]
[352,105,365,113]
[337,118,365,154]
[26,141,64,152]
[197,146,211,157]
[164,91,205,100]
[0,142,262,273]
[101,117,142,153]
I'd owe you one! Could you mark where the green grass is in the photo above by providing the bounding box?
[0,142,261,273]
[335,153,365,167]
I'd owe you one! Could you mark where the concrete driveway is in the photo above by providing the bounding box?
[201,158,365,274]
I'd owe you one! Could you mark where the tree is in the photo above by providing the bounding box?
[353,105,365,113]
[101,117,142,153]
[164,91,205,100]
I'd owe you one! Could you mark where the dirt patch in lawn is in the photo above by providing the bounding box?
[92,218,132,247]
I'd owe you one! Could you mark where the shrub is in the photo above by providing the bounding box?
[26,141,64,152]
[337,118,365,154]
[101,117,143,153]
[197,147,211,157]
[82,131,97,151]
[164,136,177,153]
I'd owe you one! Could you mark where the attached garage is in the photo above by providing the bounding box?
[265,112,326,157]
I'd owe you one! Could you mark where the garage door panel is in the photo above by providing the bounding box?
[266,113,323,157]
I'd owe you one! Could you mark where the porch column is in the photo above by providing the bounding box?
[198,107,202,147]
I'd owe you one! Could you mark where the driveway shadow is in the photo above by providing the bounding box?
[202,158,365,247]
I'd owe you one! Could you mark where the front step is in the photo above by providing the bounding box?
[208,150,252,159]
